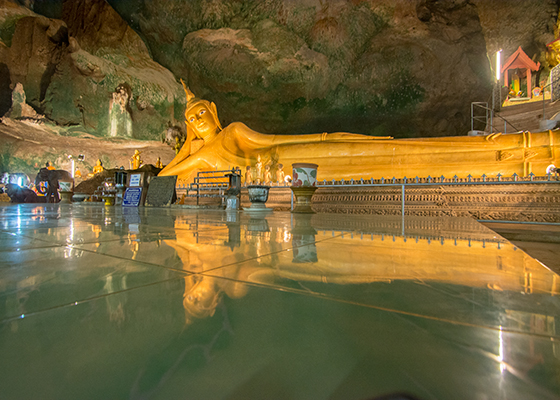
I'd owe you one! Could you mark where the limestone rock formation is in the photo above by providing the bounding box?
[473,0,558,63]
[0,0,186,140]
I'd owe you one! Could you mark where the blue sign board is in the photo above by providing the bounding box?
[123,187,143,207]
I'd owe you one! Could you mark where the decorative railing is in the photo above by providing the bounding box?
[175,171,560,213]
[176,172,559,191]
[315,172,559,187]
[177,168,240,205]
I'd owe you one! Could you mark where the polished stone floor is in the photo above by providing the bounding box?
[0,204,559,400]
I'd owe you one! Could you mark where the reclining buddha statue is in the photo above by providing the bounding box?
[159,83,560,184]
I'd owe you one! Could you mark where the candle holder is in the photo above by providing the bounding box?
[244,185,272,213]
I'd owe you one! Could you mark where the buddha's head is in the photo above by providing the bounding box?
[182,80,222,142]
[183,275,221,324]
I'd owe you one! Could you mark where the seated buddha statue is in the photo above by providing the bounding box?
[129,150,142,170]
[92,159,104,174]
[159,85,560,184]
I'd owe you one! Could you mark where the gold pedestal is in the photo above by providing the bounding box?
[59,191,73,204]
[103,196,115,206]
[290,186,317,213]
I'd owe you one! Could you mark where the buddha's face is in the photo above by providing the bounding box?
[183,277,219,318]
[186,103,218,140]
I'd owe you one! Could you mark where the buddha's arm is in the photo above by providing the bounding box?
[161,139,192,174]
[225,123,392,153]
[158,150,214,177]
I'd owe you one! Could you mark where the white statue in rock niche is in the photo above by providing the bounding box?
[109,84,133,137]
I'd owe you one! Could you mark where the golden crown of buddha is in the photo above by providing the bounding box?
[181,79,222,132]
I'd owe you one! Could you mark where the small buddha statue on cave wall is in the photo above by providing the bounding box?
[129,150,142,170]
[93,159,104,174]
[174,137,182,155]
[155,157,163,169]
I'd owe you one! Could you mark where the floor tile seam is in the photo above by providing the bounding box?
[6,232,180,247]
[68,242,288,276]
[0,274,59,299]
[70,232,347,276]
[411,280,489,307]
[197,272,560,340]
[62,244,194,274]
[68,234,179,246]
[197,233,346,275]
[0,276,185,324]
[0,232,69,248]
[324,294,560,340]
[0,243,67,253]
[417,315,560,380]
[451,340,560,400]
[399,370,440,400]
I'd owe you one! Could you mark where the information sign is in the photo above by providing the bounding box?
[123,187,143,207]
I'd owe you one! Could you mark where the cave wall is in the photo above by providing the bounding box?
[3,0,560,139]
[107,0,560,137]
[107,0,494,137]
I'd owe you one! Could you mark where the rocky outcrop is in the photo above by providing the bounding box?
[1,0,186,140]
[7,14,68,111]
[0,0,36,116]
[473,0,559,64]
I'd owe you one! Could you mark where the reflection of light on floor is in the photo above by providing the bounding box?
[16,206,21,231]
[498,325,506,373]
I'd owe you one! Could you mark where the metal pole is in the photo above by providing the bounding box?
[471,103,474,132]
[401,184,405,215]
[543,87,546,121]
[490,85,494,133]
[291,190,294,211]
[401,184,405,236]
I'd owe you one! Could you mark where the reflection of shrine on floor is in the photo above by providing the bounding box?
[166,213,559,318]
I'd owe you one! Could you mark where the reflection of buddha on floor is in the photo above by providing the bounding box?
[159,83,560,184]
[165,214,560,324]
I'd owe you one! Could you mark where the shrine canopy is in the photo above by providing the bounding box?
[501,46,541,97]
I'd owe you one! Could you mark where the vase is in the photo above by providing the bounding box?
[290,163,318,213]
[291,163,318,187]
